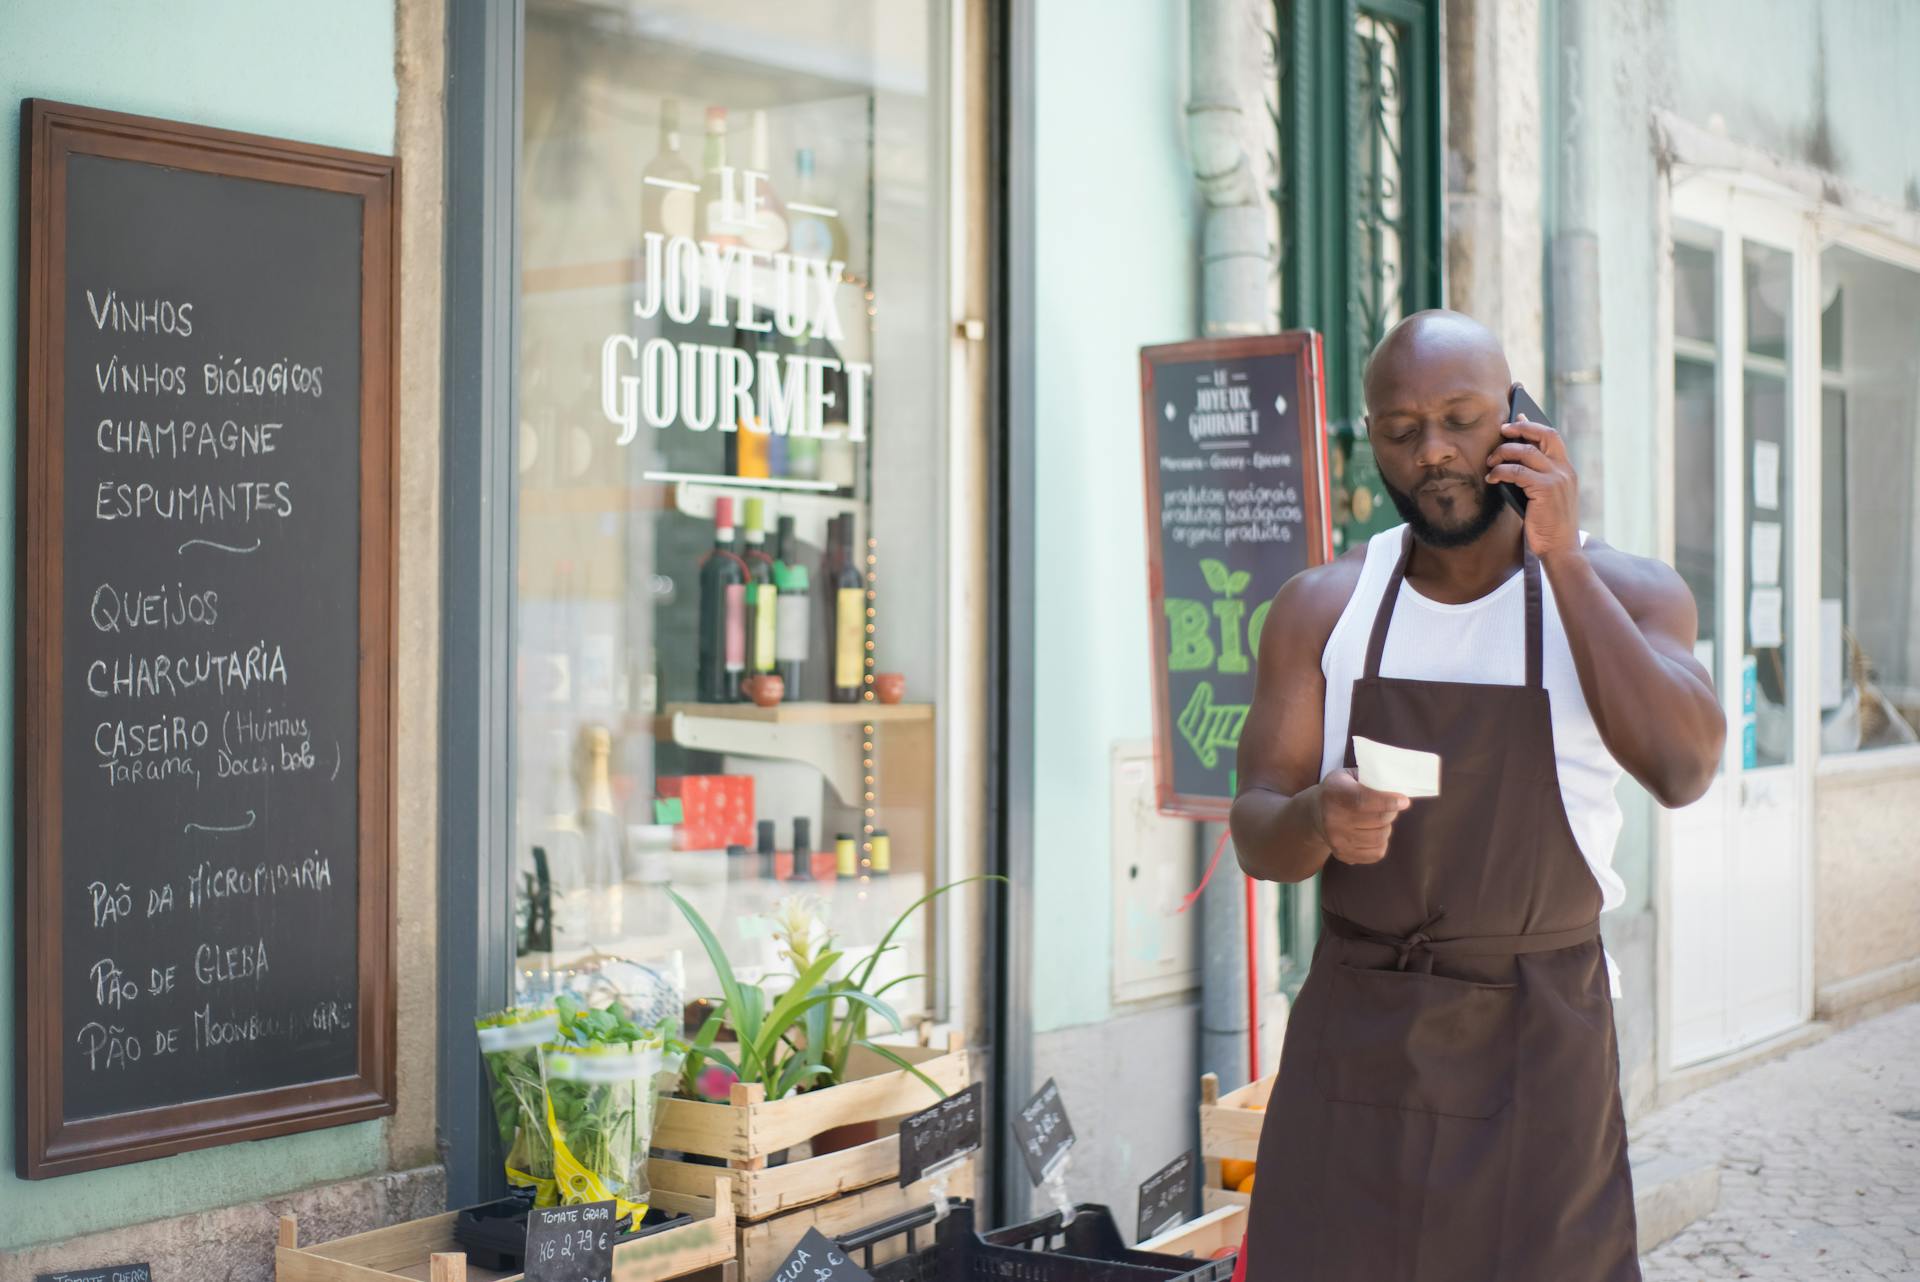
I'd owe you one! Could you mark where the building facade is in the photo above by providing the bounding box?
[3,0,1918,1274]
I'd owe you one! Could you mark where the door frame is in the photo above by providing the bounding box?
[1655,172,1820,1077]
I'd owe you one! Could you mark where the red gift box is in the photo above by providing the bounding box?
[657,775,754,850]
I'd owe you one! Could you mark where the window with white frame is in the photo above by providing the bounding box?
[1673,200,1920,759]
[1817,244,1920,752]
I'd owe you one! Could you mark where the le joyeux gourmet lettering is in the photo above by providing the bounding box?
[599,164,872,450]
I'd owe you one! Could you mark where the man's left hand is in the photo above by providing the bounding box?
[1487,415,1580,560]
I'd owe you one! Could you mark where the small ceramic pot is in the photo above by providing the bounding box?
[873,672,906,704]
[744,673,785,707]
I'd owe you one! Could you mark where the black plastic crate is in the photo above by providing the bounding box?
[983,1204,1233,1282]
[834,1203,1227,1282]
[452,1191,692,1273]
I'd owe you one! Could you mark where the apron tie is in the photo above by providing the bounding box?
[1325,906,1449,973]
[1322,907,1601,968]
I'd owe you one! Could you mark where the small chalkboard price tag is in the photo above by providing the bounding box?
[1136,1150,1196,1241]
[35,1264,152,1282]
[1010,1077,1076,1185]
[898,1082,984,1186]
[765,1227,874,1282]
[524,1201,618,1282]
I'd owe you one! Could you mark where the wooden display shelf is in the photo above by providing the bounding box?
[1199,1071,1271,1212]
[651,1036,969,1222]
[1138,1203,1245,1259]
[649,702,934,808]
[276,1175,735,1282]
[735,1158,978,1281]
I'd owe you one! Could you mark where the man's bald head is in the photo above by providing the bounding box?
[1361,310,1518,549]
[1363,310,1512,416]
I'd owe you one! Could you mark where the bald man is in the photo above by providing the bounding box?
[1229,311,1723,1281]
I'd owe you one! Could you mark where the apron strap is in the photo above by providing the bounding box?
[1362,527,1547,691]
[1522,545,1545,690]
[1361,528,1416,681]
[1322,908,1599,972]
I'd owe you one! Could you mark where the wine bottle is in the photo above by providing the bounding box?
[829,514,865,703]
[641,97,697,241]
[792,817,814,883]
[743,109,789,255]
[788,148,850,268]
[697,497,749,702]
[742,498,778,683]
[774,557,810,696]
[698,106,741,247]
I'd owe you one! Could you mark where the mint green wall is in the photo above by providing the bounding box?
[1030,0,1198,1034]
[0,0,396,1247]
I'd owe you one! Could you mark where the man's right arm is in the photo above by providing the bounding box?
[1228,555,1409,882]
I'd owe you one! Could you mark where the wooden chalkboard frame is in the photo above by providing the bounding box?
[1138,333,1333,819]
[16,100,397,1178]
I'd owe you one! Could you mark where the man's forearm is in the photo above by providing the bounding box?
[1543,548,1723,805]
[1229,784,1334,883]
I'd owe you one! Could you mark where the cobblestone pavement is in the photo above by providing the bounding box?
[1636,1001,1920,1280]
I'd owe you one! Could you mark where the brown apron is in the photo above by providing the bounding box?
[1241,529,1639,1282]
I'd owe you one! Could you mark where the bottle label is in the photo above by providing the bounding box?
[776,593,811,662]
[660,189,695,240]
[835,587,864,689]
[725,584,747,672]
[753,584,778,671]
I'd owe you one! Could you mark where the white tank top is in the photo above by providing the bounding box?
[1320,526,1626,992]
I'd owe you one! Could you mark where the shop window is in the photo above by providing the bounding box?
[513,1,952,1034]
[1817,246,1920,752]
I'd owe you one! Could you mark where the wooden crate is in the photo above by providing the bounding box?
[651,1035,970,1221]
[276,1174,736,1282]
[1198,1071,1271,1212]
[734,1157,978,1282]
[1138,1204,1244,1259]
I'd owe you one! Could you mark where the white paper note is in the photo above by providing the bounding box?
[1749,587,1785,649]
[1820,598,1845,710]
[1750,521,1783,587]
[1752,441,1781,511]
[1352,735,1442,798]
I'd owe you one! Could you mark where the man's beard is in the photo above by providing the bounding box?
[1381,470,1505,549]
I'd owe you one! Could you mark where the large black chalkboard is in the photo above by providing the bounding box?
[20,100,396,1178]
[1138,335,1331,818]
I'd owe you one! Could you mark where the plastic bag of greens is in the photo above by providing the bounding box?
[475,1007,559,1200]
[542,998,666,1221]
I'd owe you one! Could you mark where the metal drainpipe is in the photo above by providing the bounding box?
[1549,0,1603,529]
[1188,0,1272,1088]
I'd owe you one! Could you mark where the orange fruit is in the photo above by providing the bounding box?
[1236,1172,1256,1194]
[1221,1158,1256,1187]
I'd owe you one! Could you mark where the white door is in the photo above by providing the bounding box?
[1663,185,1814,1069]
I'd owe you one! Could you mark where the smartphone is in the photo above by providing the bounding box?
[1502,384,1549,516]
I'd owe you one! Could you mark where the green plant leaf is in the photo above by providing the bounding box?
[734,982,767,1075]
[775,1052,831,1099]
[857,1040,947,1098]
[872,973,926,999]
[756,950,841,1063]
[668,889,748,1046]
[850,875,1007,992]
[1226,569,1251,596]
[1200,559,1231,593]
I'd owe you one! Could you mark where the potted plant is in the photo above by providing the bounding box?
[665,877,998,1152]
